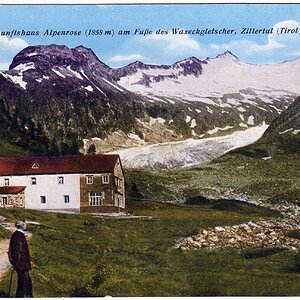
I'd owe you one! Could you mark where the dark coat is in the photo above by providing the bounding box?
[8,230,31,272]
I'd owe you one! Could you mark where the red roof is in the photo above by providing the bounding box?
[0,186,26,194]
[0,155,120,176]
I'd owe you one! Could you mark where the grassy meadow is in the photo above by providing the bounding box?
[0,201,300,297]
[126,152,300,204]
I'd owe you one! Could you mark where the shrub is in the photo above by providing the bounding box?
[185,195,212,205]
[293,252,300,272]
[241,247,284,259]
[212,199,248,211]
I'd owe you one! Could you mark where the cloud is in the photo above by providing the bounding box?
[0,36,29,50]
[144,33,201,54]
[203,20,300,63]
[0,36,28,70]
[109,20,300,66]
[110,54,145,63]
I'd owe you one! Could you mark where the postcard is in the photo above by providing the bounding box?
[0,2,299,297]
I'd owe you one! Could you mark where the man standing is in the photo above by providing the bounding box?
[8,221,33,298]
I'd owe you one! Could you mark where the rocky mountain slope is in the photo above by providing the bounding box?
[0,44,298,155]
[230,96,300,158]
[258,96,300,155]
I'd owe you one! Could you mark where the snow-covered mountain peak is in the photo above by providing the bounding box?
[173,56,202,66]
[215,50,239,61]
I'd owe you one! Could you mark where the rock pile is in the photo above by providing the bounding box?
[174,197,300,251]
[174,219,300,250]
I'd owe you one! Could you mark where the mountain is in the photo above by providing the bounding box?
[115,50,300,100]
[0,44,298,155]
[0,44,145,154]
[256,96,300,155]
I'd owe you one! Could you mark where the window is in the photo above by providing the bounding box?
[64,195,70,203]
[4,178,9,186]
[32,163,40,169]
[89,192,102,206]
[58,176,64,185]
[31,177,37,185]
[115,178,122,186]
[40,196,46,204]
[2,197,7,205]
[102,175,109,184]
[86,176,93,184]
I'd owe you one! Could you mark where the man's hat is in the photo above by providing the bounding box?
[15,220,27,230]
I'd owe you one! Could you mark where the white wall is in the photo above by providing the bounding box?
[0,174,80,210]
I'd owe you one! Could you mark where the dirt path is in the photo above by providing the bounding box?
[0,222,17,279]
[0,239,10,278]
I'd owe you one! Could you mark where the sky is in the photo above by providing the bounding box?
[1,4,300,69]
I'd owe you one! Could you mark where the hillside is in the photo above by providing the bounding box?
[0,44,298,155]
[258,96,300,155]
[229,96,300,157]
[125,98,299,204]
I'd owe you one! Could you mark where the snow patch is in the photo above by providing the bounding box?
[1,72,28,89]
[66,66,83,80]
[279,128,293,135]
[185,115,191,123]
[128,133,145,144]
[262,156,272,160]
[206,106,213,114]
[167,99,176,104]
[52,68,66,78]
[13,62,35,73]
[91,137,102,141]
[247,115,255,125]
[207,125,233,135]
[227,98,239,106]
[27,52,39,57]
[237,107,246,112]
[149,117,166,126]
[84,85,93,92]
[103,78,124,92]
[190,119,197,128]
[80,71,107,97]
[292,129,300,135]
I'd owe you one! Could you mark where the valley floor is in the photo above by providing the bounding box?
[0,201,300,297]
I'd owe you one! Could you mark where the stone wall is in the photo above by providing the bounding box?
[0,191,25,208]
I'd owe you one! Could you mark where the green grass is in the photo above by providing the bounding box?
[0,139,31,157]
[125,152,300,204]
[0,202,299,297]
[0,226,10,240]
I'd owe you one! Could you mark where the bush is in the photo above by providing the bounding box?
[294,252,300,272]
[241,247,284,259]
[185,195,212,205]
[231,147,269,158]
[212,199,249,211]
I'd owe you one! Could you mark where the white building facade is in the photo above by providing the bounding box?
[0,173,80,211]
[0,154,125,213]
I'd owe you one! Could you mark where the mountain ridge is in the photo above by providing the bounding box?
[0,44,298,155]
